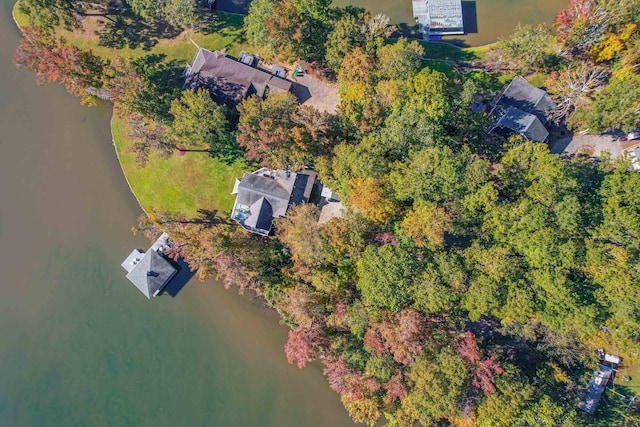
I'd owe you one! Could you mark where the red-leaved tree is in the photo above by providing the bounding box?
[383,373,408,404]
[455,331,503,396]
[14,27,105,105]
[285,326,329,368]
[376,309,429,366]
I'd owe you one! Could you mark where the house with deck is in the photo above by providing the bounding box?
[183,48,294,107]
[121,233,177,299]
[231,168,316,236]
[487,76,556,143]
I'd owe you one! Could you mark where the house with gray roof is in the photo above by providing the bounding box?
[231,168,316,236]
[184,48,294,107]
[488,76,556,143]
[121,233,178,299]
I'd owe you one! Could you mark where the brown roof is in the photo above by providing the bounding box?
[185,48,293,106]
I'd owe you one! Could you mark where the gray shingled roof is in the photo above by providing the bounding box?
[232,169,317,235]
[125,250,177,299]
[185,48,293,106]
[244,197,274,230]
[236,173,291,218]
[497,76,556,124]
[497,107,549,142]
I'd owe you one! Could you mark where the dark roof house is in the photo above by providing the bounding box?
[488,76,556,143]
[578,364,614,415]
[121,233,178,299]
[184,48,293,107]
[231,168,316,236]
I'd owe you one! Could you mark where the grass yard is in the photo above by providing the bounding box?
[111,115,248,218]
[15,1,252,219]
[418,40,478,63]
[615,363,640,395]
[13,2,251,63]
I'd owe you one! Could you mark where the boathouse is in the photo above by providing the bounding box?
[121,233,177,299]
[412,0,464,40]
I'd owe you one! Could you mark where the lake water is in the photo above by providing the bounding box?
[330,0,568,46]
[215,0,568,46]
[0,1,354,425]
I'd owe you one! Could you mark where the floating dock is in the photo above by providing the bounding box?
[412,0,464,40]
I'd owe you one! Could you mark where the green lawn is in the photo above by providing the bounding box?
[13,2,251,63]
[112,115,248,218]
[12,1,28,27]
[14,2,252,219]
[615,363,640,395]
[418,40,479,63]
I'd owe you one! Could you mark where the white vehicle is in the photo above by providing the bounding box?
[623,129,640,142]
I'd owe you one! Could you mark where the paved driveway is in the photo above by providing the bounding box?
[549,134,624,158]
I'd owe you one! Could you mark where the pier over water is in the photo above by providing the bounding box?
[412,0,464,40]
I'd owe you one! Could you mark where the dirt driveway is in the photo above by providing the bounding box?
[291,73,340,115]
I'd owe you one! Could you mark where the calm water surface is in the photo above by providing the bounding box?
[0,1,353,425]
[331,0,568,46]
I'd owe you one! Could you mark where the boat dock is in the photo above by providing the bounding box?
[412,0,464,40]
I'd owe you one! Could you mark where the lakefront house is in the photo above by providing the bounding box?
[231,168,316,236]
[183,48,294,107]
[487,76,556,143]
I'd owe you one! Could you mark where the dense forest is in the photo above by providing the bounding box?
[14,0,640,425]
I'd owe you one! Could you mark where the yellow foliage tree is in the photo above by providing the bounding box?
[400,202,451,248]
[348,177,396,224]
[342,396,382,427]
[591,23,636,62]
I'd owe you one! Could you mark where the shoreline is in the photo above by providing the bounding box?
[109,113,150,217]
[11,1,149,217]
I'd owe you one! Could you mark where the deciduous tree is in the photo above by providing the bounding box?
[376,38,424,81]
[356,245,416,311]
[324,13,365,71]
[244,0,278,57]
[569,68,640,132]
[497,24,555,72]
[14,27,105,105]
[402,350,469,424]
[347,177,396,224]
[19,0,83,30]
[126,116,175,167]
[545,64,608,122]
[400,201,451,248]
[169,88,237,157]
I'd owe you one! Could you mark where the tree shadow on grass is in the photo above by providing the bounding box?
[196,11,246,46]
[96,9,182,51]
[135,54,184,87]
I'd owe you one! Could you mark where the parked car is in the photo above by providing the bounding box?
[623,130,640,141]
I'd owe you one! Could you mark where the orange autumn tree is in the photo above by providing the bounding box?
[347,177,396,224]
[14,27,106,106]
